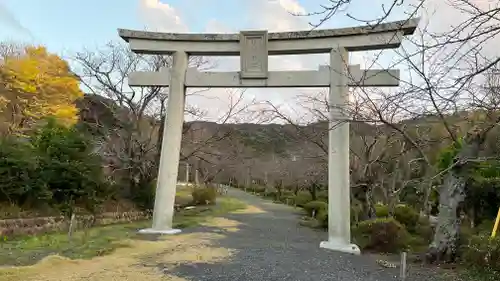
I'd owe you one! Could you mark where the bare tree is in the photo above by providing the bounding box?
[262,88,427,220]
[181,88,266,190]
[72,42,253,200]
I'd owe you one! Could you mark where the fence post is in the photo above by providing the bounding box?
[400,252,407,281]
[68,213,76,240]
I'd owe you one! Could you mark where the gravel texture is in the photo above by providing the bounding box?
[163,189,418,281]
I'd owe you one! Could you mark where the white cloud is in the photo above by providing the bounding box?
[246,0,308,31]
[137,0,187,32]
[276,0,307,15]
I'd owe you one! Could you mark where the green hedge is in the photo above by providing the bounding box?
[461,235,500,275]
[352,217,411,253]
[0,119,111,216]
[191,187,217,205]
[374,203,421,234]
[303,201,328,217]
[293,192,313,207]
[316,210,328,228]
[252,186,266,194]
[393,204,420,233]
[375,203,389,217]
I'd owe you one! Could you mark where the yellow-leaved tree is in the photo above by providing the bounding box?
[0,45,83,135]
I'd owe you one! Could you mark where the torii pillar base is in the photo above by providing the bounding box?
[138,228,182,235]
[320,239,361,255]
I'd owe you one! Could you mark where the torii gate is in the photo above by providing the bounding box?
[118,18,419,255]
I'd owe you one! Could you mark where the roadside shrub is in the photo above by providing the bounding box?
[351,203,364,225]
[294,192,313,207]
[278,193,295,204]
[132,180,156,210]
[352,217,411,253]
[0,120,113,216]
[414,217,434,242]
[375,203,389,217]
[374,203,420,233]
[476,220,495,235]
[264,190,277,199]
[461,235,500,273]
[273,190,293,202]
[303,201,328,217]
[32,119,112,216]
[316,210,328,228]
[174,192,193,207]
[394,204,420,233]
[458,224,476,255]
[317,190,328,202]
[191,186,217,205]
[253,186,266,194]
[0,136,41,205]
[310,206,362,229]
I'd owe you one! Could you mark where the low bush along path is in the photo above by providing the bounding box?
[0,188,438,281]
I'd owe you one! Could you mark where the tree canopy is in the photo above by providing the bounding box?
[0,45,83,134]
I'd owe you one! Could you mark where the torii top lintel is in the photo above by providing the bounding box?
[118,18,420,55]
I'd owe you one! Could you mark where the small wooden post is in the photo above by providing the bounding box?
[400,252,407,281]
[68,213,76,240]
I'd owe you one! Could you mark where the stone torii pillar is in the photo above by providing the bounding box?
[137,51,188,235]
[320,47,357,253]
[118,18,419,252]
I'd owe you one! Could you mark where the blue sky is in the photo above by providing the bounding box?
[1,0,143,54]
[0,0,410,56]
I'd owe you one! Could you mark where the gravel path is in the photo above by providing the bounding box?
[165,189,419,281]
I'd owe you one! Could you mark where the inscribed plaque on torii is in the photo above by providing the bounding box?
[239,30,268,79]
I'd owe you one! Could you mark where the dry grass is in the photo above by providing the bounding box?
[0,232,232,281]
[201,217,242,232]
[0,202,261,281]
[0,196,247,266]
[231,205,266,214]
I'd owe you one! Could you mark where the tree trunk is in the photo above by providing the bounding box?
[274,181,283,201]
[387,194,398,216]
[427,135,481,263]
[366,186,376,218]
[422,169,435,216]
[309,183,318,201]
[426,172,466,263]
[352,184,370,220]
